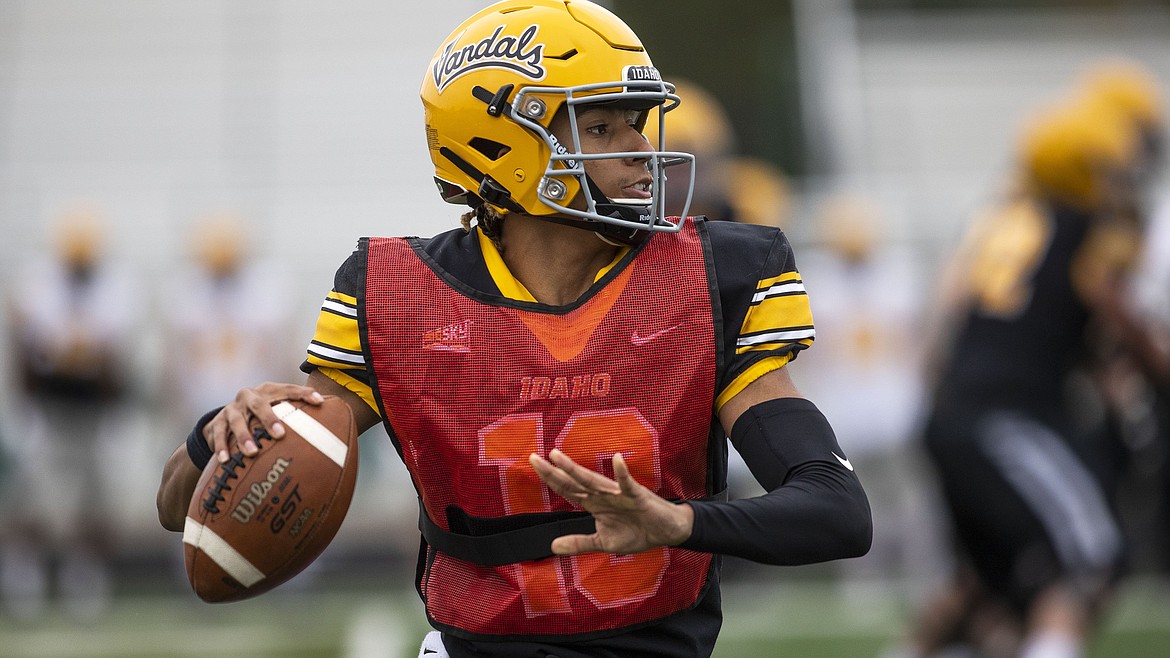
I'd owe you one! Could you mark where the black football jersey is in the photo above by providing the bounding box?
[934,196,1141,418]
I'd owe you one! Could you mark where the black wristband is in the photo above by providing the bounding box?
[186,406,225,470]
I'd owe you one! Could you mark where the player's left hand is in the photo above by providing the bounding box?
[529,449,694,556]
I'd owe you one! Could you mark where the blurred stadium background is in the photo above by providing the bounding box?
[1,1,1170,656]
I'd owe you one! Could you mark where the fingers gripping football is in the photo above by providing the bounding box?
[204,382,326,464]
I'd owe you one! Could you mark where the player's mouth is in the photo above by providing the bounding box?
[615,179,652,201]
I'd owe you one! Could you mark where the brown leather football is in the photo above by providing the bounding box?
[182,396,359,603]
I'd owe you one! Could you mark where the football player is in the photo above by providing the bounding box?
[900,89,1165,658]
[156,1,871,656]
[5,208,138,621]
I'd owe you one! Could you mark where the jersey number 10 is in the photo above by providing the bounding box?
[479,408,669,616]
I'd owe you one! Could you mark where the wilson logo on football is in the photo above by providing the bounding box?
[230,458,290,524]
[431,24,545,93]
[423,320,472,353]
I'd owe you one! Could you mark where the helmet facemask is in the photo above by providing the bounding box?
[508,78,696,241]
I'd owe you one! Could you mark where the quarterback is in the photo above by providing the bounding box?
[157,1,871,656]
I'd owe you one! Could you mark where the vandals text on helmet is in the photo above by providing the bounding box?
[433,25,545,93]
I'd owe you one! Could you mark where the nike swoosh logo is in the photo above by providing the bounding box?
[833,452,854,471]
[631,324,680,346]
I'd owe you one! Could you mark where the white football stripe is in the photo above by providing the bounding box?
[183,517,266,587]
[307,343,365,364]
[272,401,348,468]
[322,298,357,317]
[736,328,817,347]
[752,281,806,303]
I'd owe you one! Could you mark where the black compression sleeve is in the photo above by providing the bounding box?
[678,398,872,565]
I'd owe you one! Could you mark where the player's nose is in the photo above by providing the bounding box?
[623,126,653,163]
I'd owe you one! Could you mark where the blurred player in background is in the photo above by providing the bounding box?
[643,77,737,220]
[156,1,871,656]
[2,208,140,622]
[723,155,792,228]
[645,77,793,228]
[896,66,1168,658]
[160,213,297,431]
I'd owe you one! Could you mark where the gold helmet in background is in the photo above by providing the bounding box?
[642,78,734,159]
[1073,57,1165,176]
[643,77,737,218]
[192,213,248,278]
[1018,99,1139,211]
[815,194,881,264]
[726,157,791,228]
[1076,58,1164,134]
[53,206,106,272]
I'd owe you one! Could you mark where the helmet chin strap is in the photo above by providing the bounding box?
[589,214,651,246]
[522,174,653,246]
[581,174,654,246]
[585,173,655,226]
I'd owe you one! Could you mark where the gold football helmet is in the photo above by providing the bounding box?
[642,77,735,218]
[1074,58,1164,179]
[420,0,694,239]
[1076,58,1164,134]
[192,213,247,278]
[1019,100,1139,211]
[53,206,105,271]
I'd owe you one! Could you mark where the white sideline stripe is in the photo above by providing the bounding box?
[272,401,348,468]
[182,517,265,587]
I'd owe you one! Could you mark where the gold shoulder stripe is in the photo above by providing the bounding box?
[317,367,379,415]
[741,291,813,333]
[310,310,362,352]
[715,355,793,411]
[322,302,355,319]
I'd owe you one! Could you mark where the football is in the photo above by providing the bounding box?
[182,396,359,603]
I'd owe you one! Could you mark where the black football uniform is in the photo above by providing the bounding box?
[925,196,1136,610]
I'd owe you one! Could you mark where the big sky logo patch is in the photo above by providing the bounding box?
[432,25,545,93]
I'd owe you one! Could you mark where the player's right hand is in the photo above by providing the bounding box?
[204,382,325,465]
